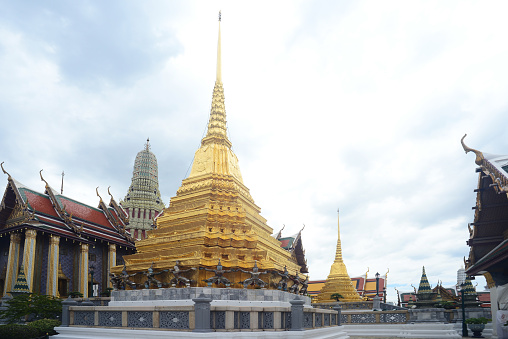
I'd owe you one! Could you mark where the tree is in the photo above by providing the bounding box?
[0,293,62,324]
[331,293,343,301]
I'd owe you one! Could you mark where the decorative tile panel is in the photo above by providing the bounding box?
[127,311,153,328]
[315,313,322,327]
[380,312,407,323]
[284,312,292,330]
[340,314,348,324]
[74,311,94,326]
[214,311,225,329]
[263,312,274,329]
[303,312,313,328]
[324,313,330,326]
[160,311,189,329]
[98,311,122,327]
[240,312,250,329]
[351,313,376,323]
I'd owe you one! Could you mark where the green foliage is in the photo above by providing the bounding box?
[27,318,61,336]
[0,293,62,324]
[100,287,113,297]
[465,317,491,324]
[69,291,83,298]
[331,293,343,301]
[0,324,39,339]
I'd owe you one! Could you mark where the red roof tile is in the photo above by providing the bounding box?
[59,197,113,229]
[24,191,59,218]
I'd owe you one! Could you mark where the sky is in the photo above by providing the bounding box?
[1,0,508,303]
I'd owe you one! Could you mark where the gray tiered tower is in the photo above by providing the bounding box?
[120,139,165,240]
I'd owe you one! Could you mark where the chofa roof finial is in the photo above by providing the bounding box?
[40,169,50,188]
[96,187,103,202]
[461,134,485,166]
[1,162,11,179]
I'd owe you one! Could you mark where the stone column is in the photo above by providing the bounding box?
[22,229,37,292]
[193,294,212,332]
[46,235,60,296]
[78,243,89,297]
[107,244,116,288]
[3,233,22,296]
[61,296,78,327]
[290,296,305,331]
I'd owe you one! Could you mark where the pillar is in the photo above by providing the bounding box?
[193,293,212,332]
[107,244,116,288]
[22,229,37,292]
[3,233,22,296]
[78,243,89,297]
[290,296,305,331]
[46,235,60,296]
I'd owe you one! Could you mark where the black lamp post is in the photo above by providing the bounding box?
[375,272,380,297]
[459,282,468,337]
[89,265,95,298]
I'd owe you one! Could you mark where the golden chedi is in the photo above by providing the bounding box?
[118,14,306,288]
[314,210,361,302]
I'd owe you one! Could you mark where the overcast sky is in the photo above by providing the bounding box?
[2,1,508,302]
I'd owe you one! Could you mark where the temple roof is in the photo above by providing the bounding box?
[461,135,508,286]
[0,166,135,247]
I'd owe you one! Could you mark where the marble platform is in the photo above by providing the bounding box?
[110,287,312,307]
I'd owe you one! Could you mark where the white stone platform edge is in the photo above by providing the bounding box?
[109,300,295,307]
[342,323,461,338]
[54,326,350,339]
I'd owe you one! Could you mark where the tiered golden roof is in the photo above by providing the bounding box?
[119,14,305,286]
[314,210,361,302]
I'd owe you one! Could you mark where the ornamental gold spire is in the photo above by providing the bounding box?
[315,209,361,302]
[202,11,229,146]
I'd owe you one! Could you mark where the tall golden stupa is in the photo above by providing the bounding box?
[314,210,361,302]
[119,13,306,287]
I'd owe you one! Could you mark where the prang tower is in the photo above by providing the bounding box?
[120,14,307,284]
[120,139,165,240]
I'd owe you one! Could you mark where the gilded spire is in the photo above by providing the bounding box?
[335,208,343,262]
[202,12,230,147]
[217,11,222,83]
[315,209,361,302]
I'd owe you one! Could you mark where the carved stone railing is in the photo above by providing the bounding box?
[65,303,339,331]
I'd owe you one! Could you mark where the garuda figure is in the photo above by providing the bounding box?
[201,259,232,287]
[274,265,290,291]
[143,262,168,289]
[289,272,301,294]
[299,275,309,295]
[110,264,138,290]
[235,261,268,288]
[169,260,196,287]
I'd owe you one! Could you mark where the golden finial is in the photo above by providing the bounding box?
[461,134,485,166]
[216,11,222,83]
[96,187,103,202]
[40,169,50,188]
[365,267,369,278]
[301,224,305,232]
[145,138,150,151]
[218,10,221,22]
[385,268,389,277]
[1,162,11,179]
[108,186,114,199]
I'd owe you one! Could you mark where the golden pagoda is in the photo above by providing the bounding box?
[314,210,361,302]
[118,13,306,287]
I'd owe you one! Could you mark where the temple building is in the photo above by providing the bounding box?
[0,164,135,297]
[461,134,508,323]
[312,211,362,302]
[117,15,308,287]
[120,139,165,240]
